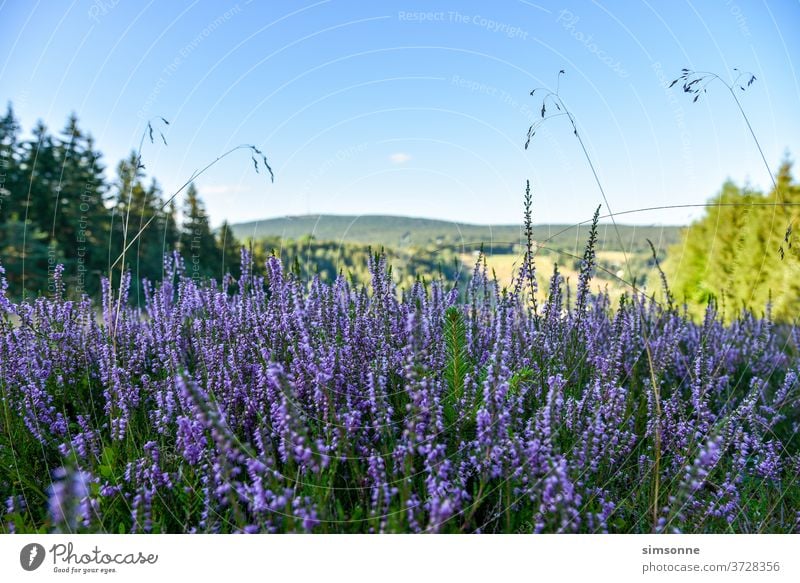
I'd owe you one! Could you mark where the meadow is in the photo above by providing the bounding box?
[1,206,798,533]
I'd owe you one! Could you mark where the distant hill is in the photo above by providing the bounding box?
[231,214,683,255]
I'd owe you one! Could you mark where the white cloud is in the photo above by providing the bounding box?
[197,184,250,197]
[389,152,412,164]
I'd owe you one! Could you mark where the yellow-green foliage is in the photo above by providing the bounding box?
[665,161,800,321]
[248,236,462,290]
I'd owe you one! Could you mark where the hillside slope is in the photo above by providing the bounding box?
[232,214,682,254]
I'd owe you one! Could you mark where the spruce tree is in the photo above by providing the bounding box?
[180,183,218,280]
[19,121,61,237]
[0,103,22,223]
[158,199,180,263]
[217,219,242,277]
[110,152,166,301]
[53,114,110,296]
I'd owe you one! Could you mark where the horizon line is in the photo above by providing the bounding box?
[230,211,687,229]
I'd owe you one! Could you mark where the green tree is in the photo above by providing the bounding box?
[159,199,180,261]
[665,159,800,320]
[0,103,23,223]
[180,183,218,280]
[217,219,242,277]
[52,114,110,296]
[18,121,60,238]
[110,152,168,301]
[0,220,56,299]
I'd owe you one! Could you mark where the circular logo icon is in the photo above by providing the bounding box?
[20,543,46,571]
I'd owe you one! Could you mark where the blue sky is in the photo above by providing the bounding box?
[1,0,798,227]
